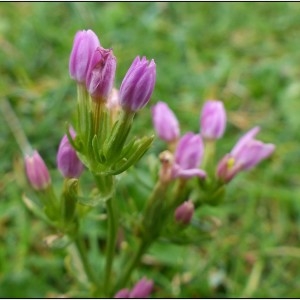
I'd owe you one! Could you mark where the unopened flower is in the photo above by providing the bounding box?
[159,150,174,183]
[25,150,51,190]
[114,288,130,298]
[86,47,116,101]
[174,200,195,225]
[69,29,100,83]
[129,277,153,298]
[57,128,84,178]
[172,132,206,179]
[152,101,180,142]
[200,100,226,140]
[217,126,275,183]
[119,56,156,112]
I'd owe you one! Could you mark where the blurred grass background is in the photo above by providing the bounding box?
[0,2,299,297]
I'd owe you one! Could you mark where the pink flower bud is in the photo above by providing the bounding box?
[200,100,226,140]
[152,101,180,142]
[129,277,153,298]
[174,200,194,225]
[114,288,130,298]
[217,126,275,183]
[172,132,206,179]
[69,29,100,83]
[86,47,116,102]
[57,128,84,178]
[119,56,156,112]
[25,150,51,190]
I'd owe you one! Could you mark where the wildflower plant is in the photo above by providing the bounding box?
[9,29,275,298]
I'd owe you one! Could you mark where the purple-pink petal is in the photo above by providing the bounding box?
[200,100,226,140]
[114,288,130,298]
[25,150,51,190]
[119,56,156,112]
[85,47,116,101]
[173,167,206,179]
[231,126,260,157]
[69,29,100,83]
[57,128,84,178]
[174,132,204,170]
[236,140,275,170]
[129,277,153,298]
[152,101,180,142]
[174,201,195,225]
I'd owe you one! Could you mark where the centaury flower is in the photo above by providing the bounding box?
[217,126,275,183]
[119,56,156,112]
[69,29,100,83]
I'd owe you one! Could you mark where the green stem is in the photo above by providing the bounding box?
[113,179,170,293]
[115,239,149,292]
[104,197,117,297]
[202,139,216,176]
[74,236,98,287]
[93,174,116,297]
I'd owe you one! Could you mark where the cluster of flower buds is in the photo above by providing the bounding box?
[67,29,157,180]
[69,29,156,111]
[152,99,275,184]
[24,28,157,210]
[114,277,153,299]
[152,103,206,183]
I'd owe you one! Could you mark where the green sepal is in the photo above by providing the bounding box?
[104,111,134,164]
[61,178,79,231]
[87,110,96,160]
[96,107,110,148]
[107,135,154,176]
[92,134,106,165]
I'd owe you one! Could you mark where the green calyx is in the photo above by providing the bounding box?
[70,90,154,177]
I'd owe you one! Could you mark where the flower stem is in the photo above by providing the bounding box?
[103,197,117,297]
[114,239,149,292]
[74,236,98,288]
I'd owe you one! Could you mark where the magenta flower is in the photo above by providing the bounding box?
[174,200,194,225]
[217,126,275,183]
[200,100,226,140]
[152,101,180,142]
[25,150,51,190]
[86,47,117,102]
[129,277,153,298]
[119,56,156,112]
[86,47,117,101]
[69,29,100,83]
[114,288,130,298]
[57,128,84,178]
[172,132,206,179]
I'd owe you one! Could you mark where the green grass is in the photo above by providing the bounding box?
[0,2,300,298]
